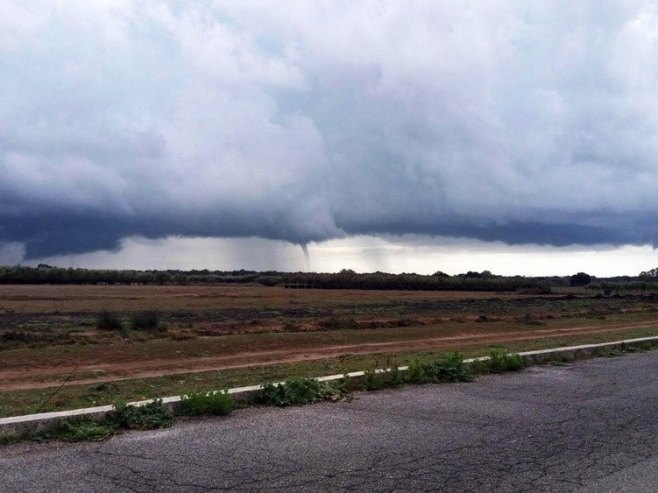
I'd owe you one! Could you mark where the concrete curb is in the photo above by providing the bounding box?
[2,335,658,439]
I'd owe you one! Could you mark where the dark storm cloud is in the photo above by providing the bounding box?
[2,0,658,259]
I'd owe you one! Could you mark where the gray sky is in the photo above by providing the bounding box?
[2,1,658,275]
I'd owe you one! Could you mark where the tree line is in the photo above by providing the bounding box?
[1,264,657,293]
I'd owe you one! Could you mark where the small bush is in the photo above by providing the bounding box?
[178,391,234,416]
[259,378,321,407]
[317,381,351,402]
[387,365,404,387]
[341,373,352,390]
[131,311,162,331]
[433,352,474,382]
[405,359,430,384]
[109,399,173,430]
[487,350,525,373]
[96,310,123,331]
[363,368,385,390]
[360,366,405,390]
[405,353,473,384]
[258,378,351,407]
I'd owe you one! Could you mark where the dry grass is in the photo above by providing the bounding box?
[0,284,543,314]
[2,284,658,402]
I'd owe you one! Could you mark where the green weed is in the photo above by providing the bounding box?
[35,420,116,442]
[363,368,385,390]
[405,353,473,384]
[178,391,233,416]
[317,381,352,402]
[477,350,525,373]
[259,378,321,406]
[388,365,404,387]
[108,399,173,430]
[258,378,350,406]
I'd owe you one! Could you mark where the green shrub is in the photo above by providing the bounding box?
[471,358,489,373]
[178,391,234,416]
[109,399,173,430]
[405,353,473,384]
[341,373,353,390]
[258,378,351,407]
[487,350,525,373]
[433,352,474,382]
[317,381,351,402]
[363,368,386,390]
[96,310,123,331]
[259,378,321,407]
[360,366,406,390]
[405,359,430,384]
[131,311,162,331]
[387,365,404,387]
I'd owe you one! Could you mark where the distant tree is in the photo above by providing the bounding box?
[460,270,494,279]
[569,272,592,287]
[432,271,451,277]
[639,267,658,278]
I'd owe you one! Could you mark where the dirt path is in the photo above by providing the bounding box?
[3,319,657,391]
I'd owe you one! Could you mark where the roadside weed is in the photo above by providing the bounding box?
[178,391,234,416]
[109,399,173,430]
[34,420,116,442]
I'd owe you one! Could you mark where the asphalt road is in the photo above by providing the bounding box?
[2,352,658,492]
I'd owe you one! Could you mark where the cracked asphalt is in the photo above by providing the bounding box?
[2,352,658,492]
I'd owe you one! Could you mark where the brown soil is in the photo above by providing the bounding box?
[3,319,656,391]
[0,284,529,314]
